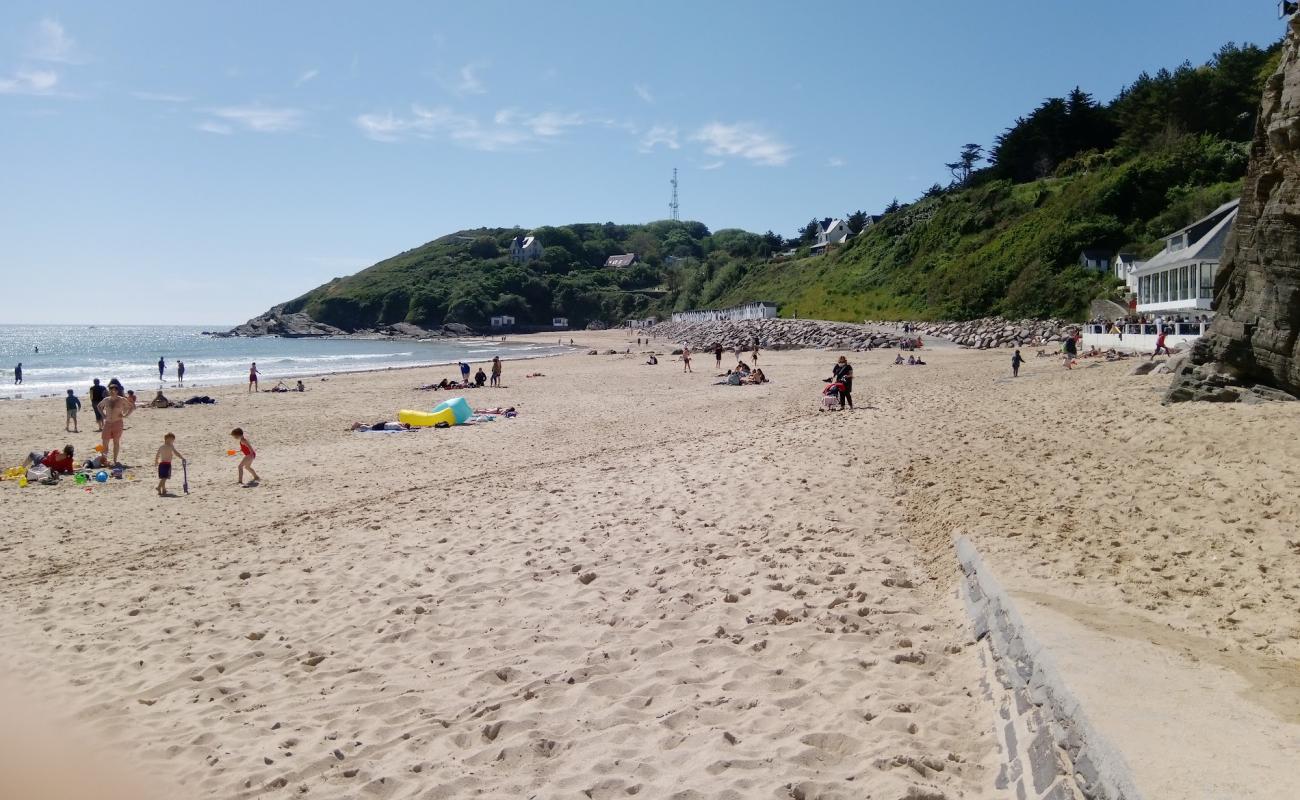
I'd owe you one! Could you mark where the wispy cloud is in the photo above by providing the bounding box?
[827,156,846,168]
[634,84,654,104]
[131,90,189,103]
[29,18,83,64]
[692,122,791,166]
[356,105,588,150]
[0,69,59,96]
[202,105,304,133]
[639,125,679,152]
[196,120,233,135]
[294,68,319,87]
[445,63,487,96]
[701,160,724,170]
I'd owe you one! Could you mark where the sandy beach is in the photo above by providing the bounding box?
[2,330,1298,798]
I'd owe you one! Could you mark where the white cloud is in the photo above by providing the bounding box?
[294,68,319,87]
[827,156,846,168]
[692,122,791,166]
[196,120,233,135]
[203,105,304,133]
[0,69,59,96]
[131,90,189,103]
[446,63,486,95]
[700,160,724,170]
[634,84,654,104]
[358,105,589,150]
[29,18,83,64]
[639,125,679,152]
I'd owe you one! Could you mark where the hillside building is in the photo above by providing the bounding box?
[811,218,852,254]
[509,234,542,263]
[671,302,778,323]
[604,253,638,269]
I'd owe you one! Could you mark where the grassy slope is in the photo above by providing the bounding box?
[688,138,1246,323]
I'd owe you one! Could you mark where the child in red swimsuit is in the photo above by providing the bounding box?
[231,427,260,486]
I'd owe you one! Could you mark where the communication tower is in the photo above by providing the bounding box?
[669,168,680,222]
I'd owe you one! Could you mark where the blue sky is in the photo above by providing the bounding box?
[0,1,1284,325]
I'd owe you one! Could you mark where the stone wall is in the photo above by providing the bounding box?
[649,318,919,351]
[868,318,1073,349]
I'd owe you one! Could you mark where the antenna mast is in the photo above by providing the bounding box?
[669,168,680,222]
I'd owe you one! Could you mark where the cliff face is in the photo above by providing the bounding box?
[1177,17,1300,397]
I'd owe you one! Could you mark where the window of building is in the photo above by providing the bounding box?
[1179,265,1188,301]
[1200,264,1215,299]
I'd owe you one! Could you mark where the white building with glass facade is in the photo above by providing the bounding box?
[1133,199,1237,316]
[1083,199,1237,352]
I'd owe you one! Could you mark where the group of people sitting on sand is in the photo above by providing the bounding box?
[267,380,306,393]
[893,354,927,365]
[716,361,767,386]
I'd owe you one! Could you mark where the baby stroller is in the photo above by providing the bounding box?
[820,379,845,411]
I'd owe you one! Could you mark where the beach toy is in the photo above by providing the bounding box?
[17,475,27,488]
[433,396,472,424]
[94,444,105,453]
[227,449,237,456]
[75,473,88,485]
[95,470,108,483]
[398,407,457,427]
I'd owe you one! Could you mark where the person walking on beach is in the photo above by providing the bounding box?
[89,378,107,431]
[714,343,723,369]
[97,383,133,466]
[1062,334,1078,369]
[158,357,166,381]
[1012,349,1024,378]
[248,362,259,393]
[459,361,471,385]
[490,356,502,387]
[177,361,185,384]
[65,389,81,432]
[154,433,185,497]
[832,356,854,410]
[1151,328,1171,360]
[230,428,260,486]
[682,345,692,373]
[13,363,21,385]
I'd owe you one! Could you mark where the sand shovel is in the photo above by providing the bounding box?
[182,459,189,494]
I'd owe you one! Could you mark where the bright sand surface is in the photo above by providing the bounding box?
[1,330,1298,798]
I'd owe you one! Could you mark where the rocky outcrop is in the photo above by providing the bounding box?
[650,319,921,351]
[213,307,477,339]
[1169,16,1300,402]
[868,317,1073,349]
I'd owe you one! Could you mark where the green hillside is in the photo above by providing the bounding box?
[267,39,1279,330]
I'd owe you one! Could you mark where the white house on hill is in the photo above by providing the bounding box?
[509,234,542,263]
[811,218,852,253]
[1131,198,1238,316]
[604,253,638,268]
[1112,253,1145,294]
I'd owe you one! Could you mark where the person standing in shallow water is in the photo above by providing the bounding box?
[177,361,185,384]
[13,363,21,384]
[1012,349,1024,378]
[158,356,166,381]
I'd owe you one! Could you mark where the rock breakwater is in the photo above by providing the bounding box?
[868,317,1073,349]
[649,319,916,350]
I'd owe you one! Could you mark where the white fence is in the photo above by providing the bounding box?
[1082,322,1208,353]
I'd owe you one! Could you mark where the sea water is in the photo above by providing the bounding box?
[0,325,571,400]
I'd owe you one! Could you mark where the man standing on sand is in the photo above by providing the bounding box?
[752,340,760,365]
[248,362,259,393]
[97,383,133,466]
[490,356,502,387]
[714,343,723,369]
[682,345,692,373]
[89,378,107,431]
[1012,349,1024,378]
[158,356,166,381]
